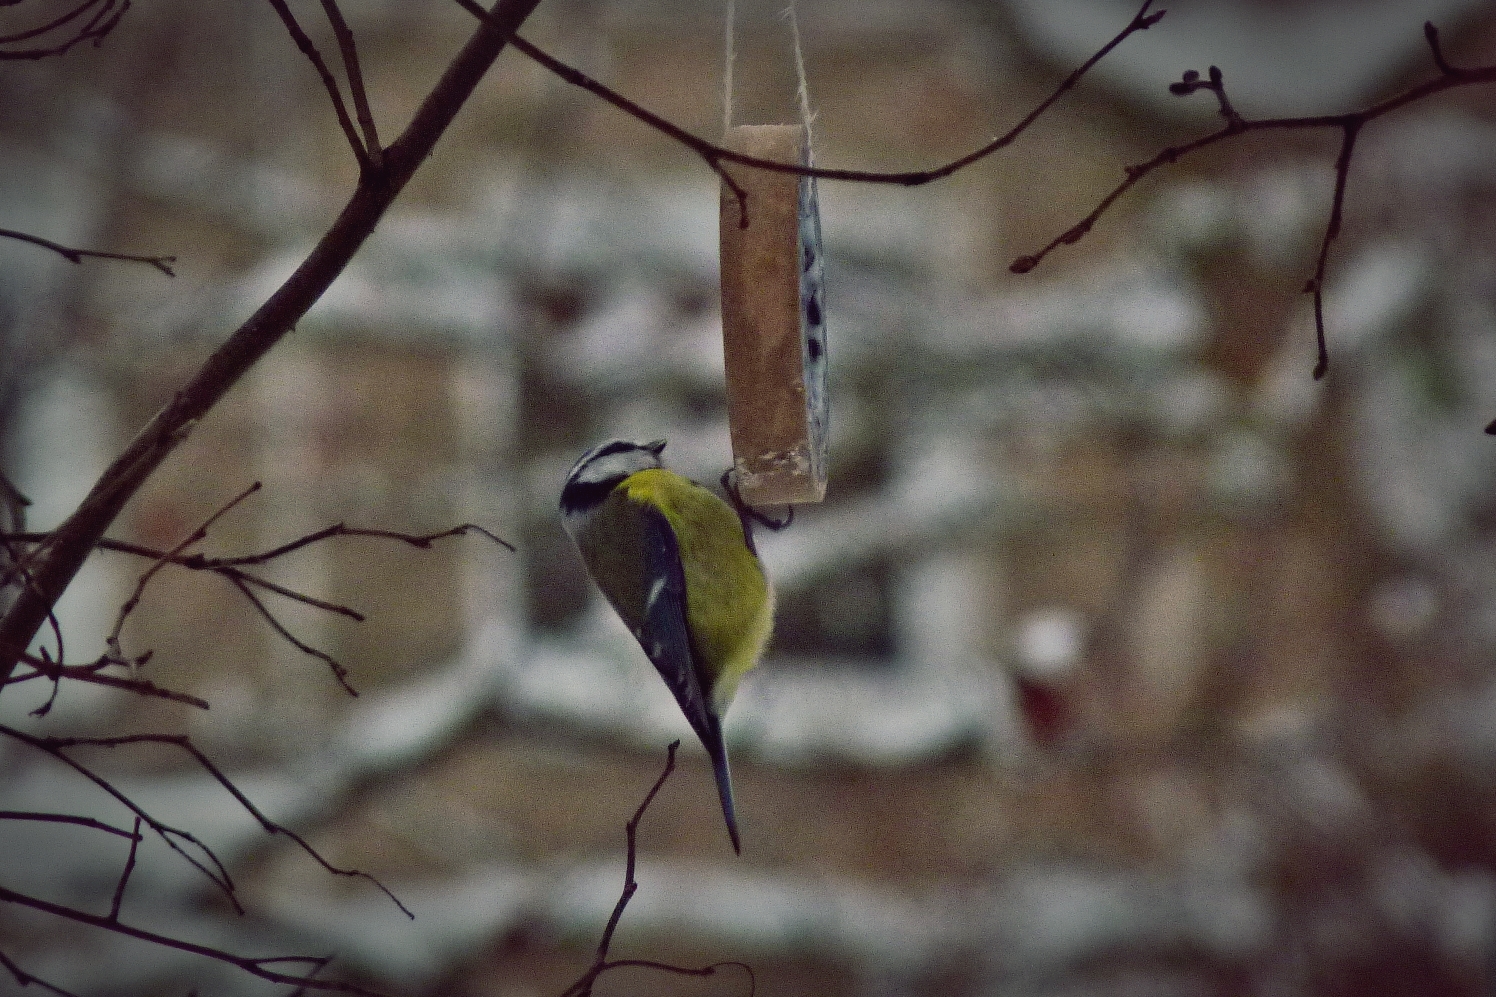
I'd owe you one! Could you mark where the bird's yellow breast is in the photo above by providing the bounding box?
[620,468,773,710]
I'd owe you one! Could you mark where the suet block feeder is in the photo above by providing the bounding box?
[719,124,828,506]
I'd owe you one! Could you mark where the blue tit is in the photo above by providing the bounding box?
[560,438,774,854]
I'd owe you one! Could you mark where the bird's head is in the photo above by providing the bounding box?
[560,438,667,516]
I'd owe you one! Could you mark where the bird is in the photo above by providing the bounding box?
[560,438,774,854]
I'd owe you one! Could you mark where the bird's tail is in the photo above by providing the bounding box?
[704,716,742,855]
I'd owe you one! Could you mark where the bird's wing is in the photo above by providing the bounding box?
[631,504,742,853]
[636,504,716,744]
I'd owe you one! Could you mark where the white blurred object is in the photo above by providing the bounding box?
[1015,607,1085,679]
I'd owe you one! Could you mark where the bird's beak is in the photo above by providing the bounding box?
[645,439,667,454]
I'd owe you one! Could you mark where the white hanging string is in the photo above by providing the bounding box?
[723,0,736,134]
[723,0,816,149]
[785,0,815,157]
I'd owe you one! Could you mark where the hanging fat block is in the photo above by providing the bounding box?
[719,124,828,506]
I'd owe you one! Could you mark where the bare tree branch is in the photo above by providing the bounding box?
[204,514,517,562]
[25,626,66,716]
[2,521,512,571]
[1306,122,1361,380]
[0,886,389,995]
[2,723,245,907]
[1,516,509,697]
[460,0,1494,381]
[264,0,372,171]
[453,0,1165,224]
[228,572,358,695]
[105,481,261,673]
[0,810,138,837]
[0,723,413,919]
[0,948,82,997]
[0,226,174,275]
[1011,27,1496,379]
[0,0,129,60]
[9,652,209,709]
[227,569,365,620]
[0,0,544,687]
[560,740,756,997]
[107,815,143,920]
[0,0,106,44]
[318,0,383,165]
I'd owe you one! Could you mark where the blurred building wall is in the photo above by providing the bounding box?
[2,1,1496,995]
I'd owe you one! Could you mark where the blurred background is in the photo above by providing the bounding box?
[2,0,1496,994]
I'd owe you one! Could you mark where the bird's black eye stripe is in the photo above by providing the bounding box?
[590,441,636,461]
[561,475,625,513]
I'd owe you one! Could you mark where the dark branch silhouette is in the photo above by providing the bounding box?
[451,0,1165,224]
[105,481,261,670]
[1,493,511,698]
[1011,22,1496,380]
[561,740,756,997]
[265,0,371,170]
[0,723,413,919]
[0,0,544,684]
[0,0,130,60]
[8,651,208,709]
[0,810,139,837]
[0,948,82,997]
[0,226,175,275]
[453,0,1496,382]
[318,0,383,165]
[0,885,389,995]
[228,571,359,694]
[107,815,143,920]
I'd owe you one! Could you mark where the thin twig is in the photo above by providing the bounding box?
[0,518,507,695]
[0,227,172,273]
[452,0,1164,223]
[0,724,412,918]
[563,739,680,997]
[1423,21,1462,77]
[0,0,129,60]
[283,956,335,997]
[29,644,63,717]
[481,17,748,217]
[10,652,209,709]
[318,0,382,165]
[596,740,677,961]
[0,522,513,569]
[0,810,139,838]
[228,574,358,695]
[0,887,390,995]
[1167,65,1244,129]
[1307,122,1360,380]
[591,959,756,995]
[0,0,106,44]
[147,729,413,917]
[214,521,515,565]
[105,481,261,672]
[263,0,372,171]
[0,0,543,686]
[108,816,144,920]
[229,568,366,620]
[559,741,752,997]
[0,948,82,997]
[1010,49,1496,378]
[0,722,243,908]
[459,0,1496,381]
